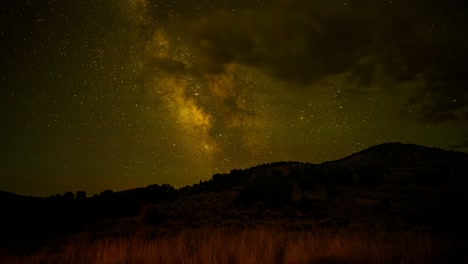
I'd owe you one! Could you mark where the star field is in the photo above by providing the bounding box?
[1,0,467,196]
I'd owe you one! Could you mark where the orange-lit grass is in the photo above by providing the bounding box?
[2,228,450,264]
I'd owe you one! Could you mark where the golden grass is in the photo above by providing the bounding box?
[1,228,452,264]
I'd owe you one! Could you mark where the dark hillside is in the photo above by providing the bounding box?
[168,143,468,234]
[1,143,467,249]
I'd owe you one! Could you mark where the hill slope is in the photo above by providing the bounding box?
[1,142,467,246]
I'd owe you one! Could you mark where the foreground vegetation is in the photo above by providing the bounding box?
[1,228,456,264]
[1,144,466,263]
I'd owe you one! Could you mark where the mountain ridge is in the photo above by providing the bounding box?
[1,142,467,247]
[1,142,467,198]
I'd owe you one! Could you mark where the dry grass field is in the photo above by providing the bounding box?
[1,228,453,264]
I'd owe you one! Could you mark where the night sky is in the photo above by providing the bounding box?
[1,0,467,196]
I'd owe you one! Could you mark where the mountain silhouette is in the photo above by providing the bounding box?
[1,142,467,248]
[206,142,467,191]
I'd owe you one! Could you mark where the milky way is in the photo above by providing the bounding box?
[1,0,467,195]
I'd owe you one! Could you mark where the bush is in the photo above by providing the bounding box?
[141,206,166,226]
[237,172,294,206]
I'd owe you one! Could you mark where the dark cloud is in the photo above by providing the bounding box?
[174,0,467,123]
[184,1,375,84]
[142,0,467,123]
[368,0,468,123]
[146,57,199,77]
